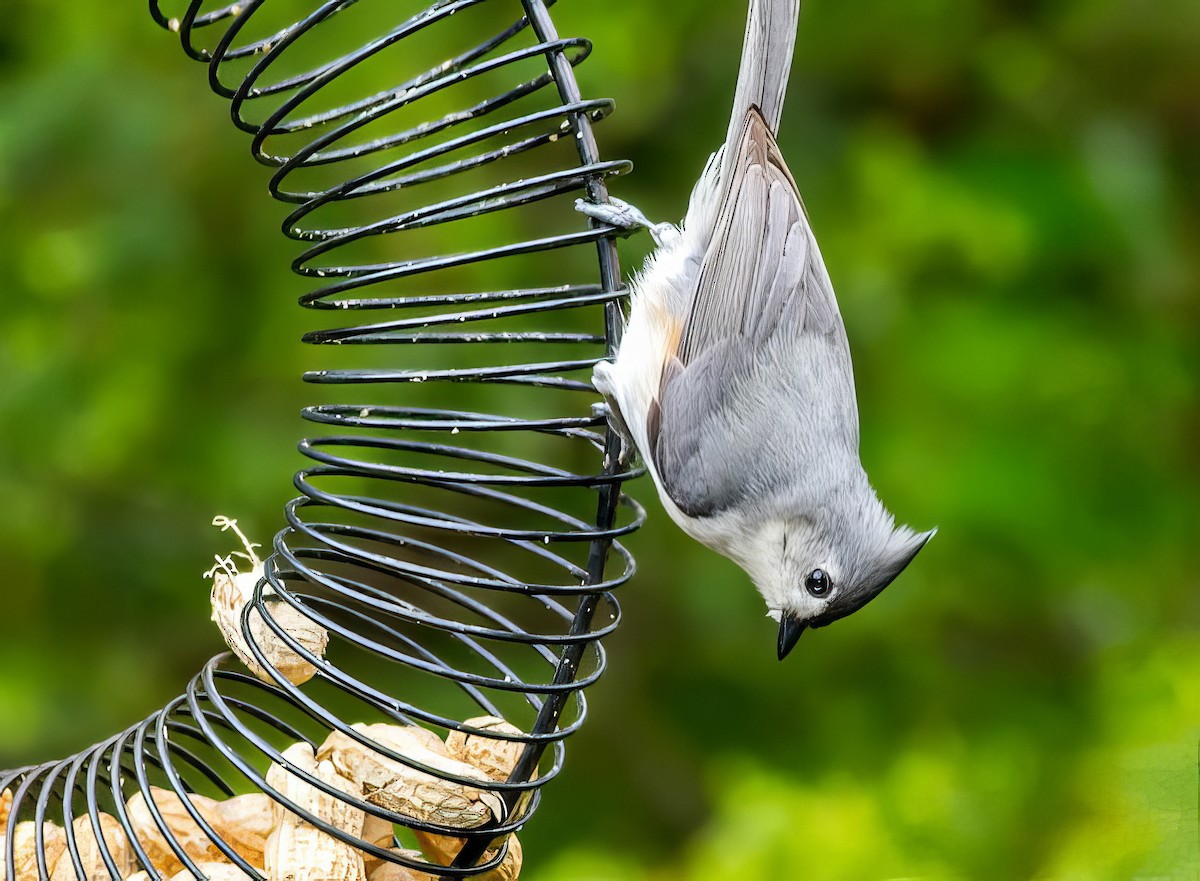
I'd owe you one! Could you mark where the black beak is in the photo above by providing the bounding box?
[777,614,806,660]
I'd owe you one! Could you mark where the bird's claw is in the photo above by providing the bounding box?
[591,401,635,466]
[575,196,652,231]
[575,197,678,247]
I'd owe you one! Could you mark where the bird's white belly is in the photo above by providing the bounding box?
[594,230,756,559]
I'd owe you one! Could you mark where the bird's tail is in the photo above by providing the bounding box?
[725,0,800,146]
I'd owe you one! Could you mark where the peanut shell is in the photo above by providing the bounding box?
[168,862,256,881]
[9,820,67,880]
[206,793,273,868]
[124,788,227,877]
[414,831,522,881]
[206,516,328,687]
[361,811,394,850]
[318,726,503,829]
[265,743,364,837]
[264,742,366,881]
[444,717,524,783]
[50,812,135,881]
[210,567,329,686]
[398,727,448,757]
[366,848,435,881]
[360,811,396,874]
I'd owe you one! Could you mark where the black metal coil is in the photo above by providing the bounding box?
[2,1,642,878]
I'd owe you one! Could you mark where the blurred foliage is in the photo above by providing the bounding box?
[1,0,1198,879]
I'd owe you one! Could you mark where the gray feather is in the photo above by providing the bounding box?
[652,110,857,519]
[726,0,801,147]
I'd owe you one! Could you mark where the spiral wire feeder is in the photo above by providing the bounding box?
[2,1,644,877]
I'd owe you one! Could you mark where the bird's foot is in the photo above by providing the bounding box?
[592,401,635,466]
[575,196,678,247]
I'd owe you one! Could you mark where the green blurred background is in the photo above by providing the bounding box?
[1,1,1198,879]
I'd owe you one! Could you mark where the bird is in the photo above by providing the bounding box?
[577,0,935,660]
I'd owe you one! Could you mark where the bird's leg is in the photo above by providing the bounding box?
[592,362,636,465]
[592,400,635,466]
[575,196,679,248]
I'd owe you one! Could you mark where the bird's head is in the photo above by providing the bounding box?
[739,499,935,660]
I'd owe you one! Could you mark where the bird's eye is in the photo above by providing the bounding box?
[805,568,831,598]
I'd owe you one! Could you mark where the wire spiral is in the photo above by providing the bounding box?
[3,1,641,878]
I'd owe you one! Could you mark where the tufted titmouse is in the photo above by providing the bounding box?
[579,0,935,659]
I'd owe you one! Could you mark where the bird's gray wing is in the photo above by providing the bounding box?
[679,108,838,364]
[649,109,855,518]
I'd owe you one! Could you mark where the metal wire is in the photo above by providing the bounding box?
[3,1,642,877]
